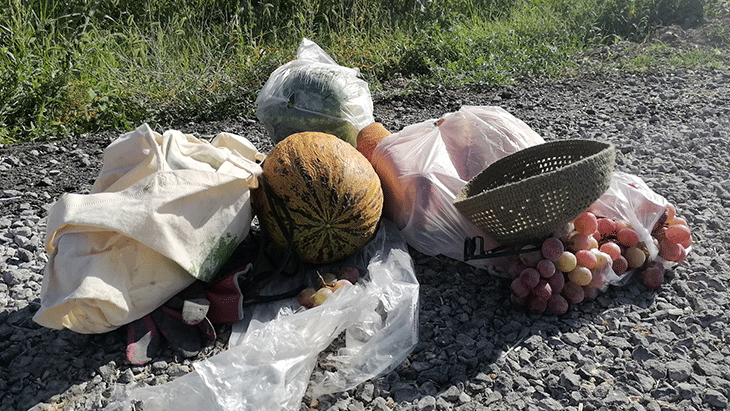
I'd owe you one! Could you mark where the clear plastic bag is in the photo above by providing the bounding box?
[589,171,675,286]
[256,38,374,147]
[105,219,419,411]
[370,106,545,273]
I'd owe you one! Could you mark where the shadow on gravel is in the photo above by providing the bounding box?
[2,256,664,410]
[0,300,126,410]
[312,251,662,409]
[1,298,236,411]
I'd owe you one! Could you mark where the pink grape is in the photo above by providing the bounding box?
[568,233,593,252]
[599,242,622,261]
[546,271,566,294]
[527,298,547,314]
[665,204,676,221]
[582,286,600,301]
[532,280,553,302]
[338,267,361,283]
[680,236,693,248]
[519,268,541,289]
[575,249,598,270]
[642,265,665,289]
[616,228,640,247]
[669,216,688,227]
[568,266,593,286]
[331,279,353,292]
[612,255,628,275]
[312,287,333,306]
[675,245,687,263]
[562,282,585,304]
[297,287,317,308]
[659,239,682,261]
[536,259,556,278]
[541,237,565,262]
[574,211,598,235]
[665,224,691,245]
[588,268,607,289]
[555,251,577,272]
[596,218,616,238]
[508,260,528,280]
[519,246,543,268]
[624,246,646,268]
[613,219,629,235]
[547,294,569,315]
[511,277,531,298]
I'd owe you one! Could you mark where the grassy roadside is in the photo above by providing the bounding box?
[1,0,727,144]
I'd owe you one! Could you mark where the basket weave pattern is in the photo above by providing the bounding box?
[454,139,616,246]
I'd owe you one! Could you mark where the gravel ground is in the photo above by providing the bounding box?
[2,17,730,411]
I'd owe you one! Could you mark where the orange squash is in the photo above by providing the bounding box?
[255,132,384,264]
[356,122,391,163]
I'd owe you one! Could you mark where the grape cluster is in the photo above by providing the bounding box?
[297,266,361,308]
[508,203,691,314]
[508,225,609,316]
[643,204,692,289]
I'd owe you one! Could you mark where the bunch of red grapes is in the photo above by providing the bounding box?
[645,203,692,288]
[508,203,691,315]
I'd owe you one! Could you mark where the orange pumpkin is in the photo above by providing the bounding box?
[356,122,391,163]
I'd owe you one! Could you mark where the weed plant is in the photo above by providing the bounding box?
[0,0,723,143]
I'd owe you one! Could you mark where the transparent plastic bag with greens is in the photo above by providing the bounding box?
[256,38,374,147]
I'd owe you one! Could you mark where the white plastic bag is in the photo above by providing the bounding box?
[370,106,545,271]
[256,38,374,147]
[590,171,675,285]
[106,219,419,411]
[34,123,264,334]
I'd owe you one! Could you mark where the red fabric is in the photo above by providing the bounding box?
[206,263,251,324]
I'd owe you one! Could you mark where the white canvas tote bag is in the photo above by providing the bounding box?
[33,123,264,334]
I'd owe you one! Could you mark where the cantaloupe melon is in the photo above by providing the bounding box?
[254,132,384,264]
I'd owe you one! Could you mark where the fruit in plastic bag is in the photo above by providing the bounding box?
[505,188,692,315]
[357,122,391,163]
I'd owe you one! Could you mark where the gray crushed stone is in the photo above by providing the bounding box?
[2,66,730,411]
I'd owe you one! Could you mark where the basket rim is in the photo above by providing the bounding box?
[453,139,617,245]
[454,139,615,205]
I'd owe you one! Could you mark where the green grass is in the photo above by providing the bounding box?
[0,0,726,143]
[606,43,728,71]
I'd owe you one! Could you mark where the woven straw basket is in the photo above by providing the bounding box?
[454,139,616,246]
